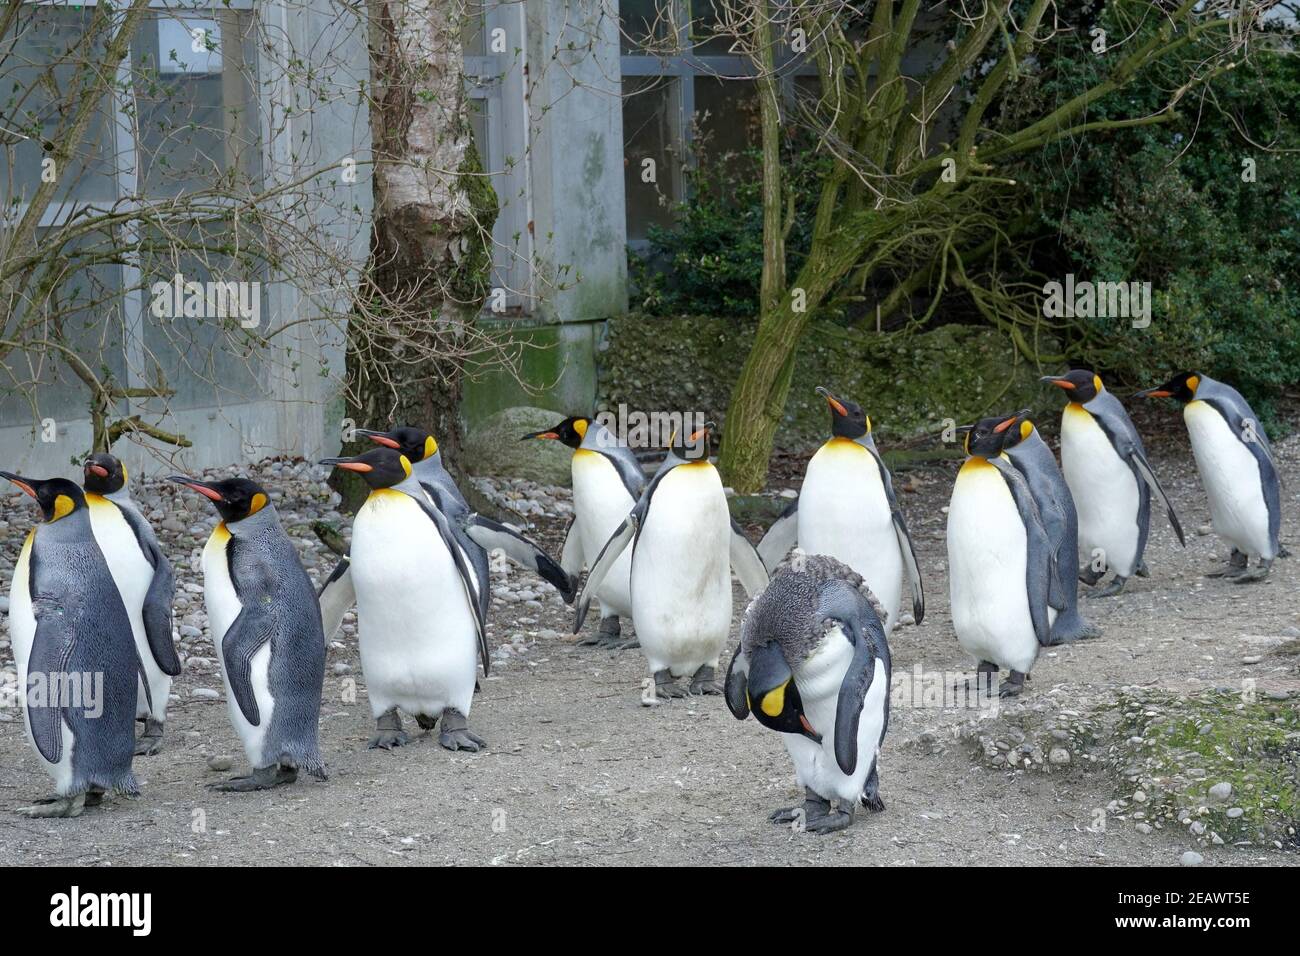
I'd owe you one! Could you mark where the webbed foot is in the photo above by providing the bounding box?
[437,709,486,752]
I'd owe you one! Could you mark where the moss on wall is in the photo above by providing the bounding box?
[597,313,1050,452]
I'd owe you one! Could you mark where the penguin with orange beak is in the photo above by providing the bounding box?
[575,423,768,700]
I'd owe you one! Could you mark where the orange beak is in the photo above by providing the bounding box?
[333,461,373,473]
[87,463,110,478]
[180,482,223,502]
[1042,376,1075,390]
[994,415,1019,433]
[689,425,711,443]
[816,386,848,417]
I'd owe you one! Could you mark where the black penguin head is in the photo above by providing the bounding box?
[1133,371,1200,404]
[958,411,1024,458]
[1041,368,1103,402]
[817,386,869,439]
[746,642,821,743]
[83,452,126,494]
[168,476,273,524]
[0,473,86,523]
[319,447,412,490]
[519,416,590,450]
[670,420,714,461]
[356,425,438,463]
[996,409,1035,450]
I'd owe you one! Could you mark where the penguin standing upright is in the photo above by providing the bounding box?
[1043,369,1185,596]
[523,416,645,648]
[1135,372,1285,581]
[2,472,142,817]
[320,448,488,751]
[947,412,1056,697]
[575,423,768,699]
[757,386,923,630]
[1000,416,1102,644]
[82,452,180,755]
[171,475,326,789]
[317,424,573,639]
[724,553,891,834]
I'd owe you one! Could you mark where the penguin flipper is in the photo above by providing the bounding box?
[222,604,277,726]
[26,607,77,764]
[756,498,798,574]
[574,512,639,633]
[820,587,888,777]
[723,645,750,720]
[729,519,770,597]
[559,514,584,576]
[140,537,181,676]
[408,490,491,676]
[463,514,577,603]
[1127,448,1186,546]
[866,448,924,624]
[991,458,1056,647]
[317,558,354,641]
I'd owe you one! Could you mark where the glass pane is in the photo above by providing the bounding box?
[621,0,680,55]
[0,5,118,207]
[689,0,736,55]
[130,10,262,198]
[693,76,759,173]
[0,228,126,426]
[462,1,487,57]
[622,76,681,242]
[135,221,266,412]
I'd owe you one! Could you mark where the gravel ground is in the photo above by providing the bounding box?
[0,416,1297,867]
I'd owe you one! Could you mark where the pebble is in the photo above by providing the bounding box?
[1208,781,1233,803]
[1225,807,1244,819]
[1180,850,1204,866]
[192,688,221,700]
[1135,823,1153,835]
[206,755,233,772]
[1048,748,1070,765]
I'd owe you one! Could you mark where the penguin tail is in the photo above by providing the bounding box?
[1047,610,1102,645]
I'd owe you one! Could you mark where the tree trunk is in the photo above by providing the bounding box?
[333,0,497,510]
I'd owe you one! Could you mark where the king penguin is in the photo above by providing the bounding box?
[317,424,573,640]
[2,472,142,817]
[724,552,891,834]
[171,475,327,789]
[1135,372,1285,581]
[757,386,923,630]
[1043,369,1185,596]
[947,412,1056,697]
[574,423,769,699]
[320,447,488,751]
[1000,415,1102,643]
[82,452,180,755]
[522,415,646,648]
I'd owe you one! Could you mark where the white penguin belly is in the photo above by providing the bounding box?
[947,461,1039,674]
[631,464,732,677]
[798,440,903,628]
[8,532,76,793]
[202,526,274,767]
[1185,401,1273,559]
[573,450,635,619]
[350,490,478,719]
[87,497,169,720]
[782,628,887,804]
[1060,405,1141,575]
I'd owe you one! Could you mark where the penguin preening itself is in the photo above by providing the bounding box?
[1000,416,1102,644]
[318,424,574,641]
[724,553,891,834]
[1043,369,1185,596]
[2,472,142,818]
[1135,372,1285,582]
[522,415,645,648]
[947,412,1057,697]
[171,475,327,789]
[757,386,923,630]
[83,452,180,756]
[320,448,488,751]
[574,423,769,699]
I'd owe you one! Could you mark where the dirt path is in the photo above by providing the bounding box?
[1,426,1296,866]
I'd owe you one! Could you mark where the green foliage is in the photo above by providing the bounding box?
[628,130,828,317]
[1005,12,1300,422]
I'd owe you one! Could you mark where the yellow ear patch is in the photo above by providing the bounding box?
[51,494,76,521]
[864,415,873,433]
[248,492,269,515]
[424,435,438,459]
[760,679,789,717]
[399,455,413,478]
[1186,375,1200,394]
[1020,420,1033,440]
[1093,374,1104,394]
[573,418,589,439]
[121,464,128,484]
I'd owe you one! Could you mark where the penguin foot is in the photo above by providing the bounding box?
[1134,560,1150,578]
[770,788,831,827]
[688,665,723,696]
[134,718,165,756]
[1206,549,1249,578]
[437,709,486,752]
[999,671,1028,698]
[860,766,885,813]
[1086,575,1128,598]
[209,765,298,792]
[368,709,410,750]
[579,617,620,647]
[14,793,86,819]
[653,670,689,700]
[953,662,998,700]
[1078,565,1104,586]
[1232,559,1273,584]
